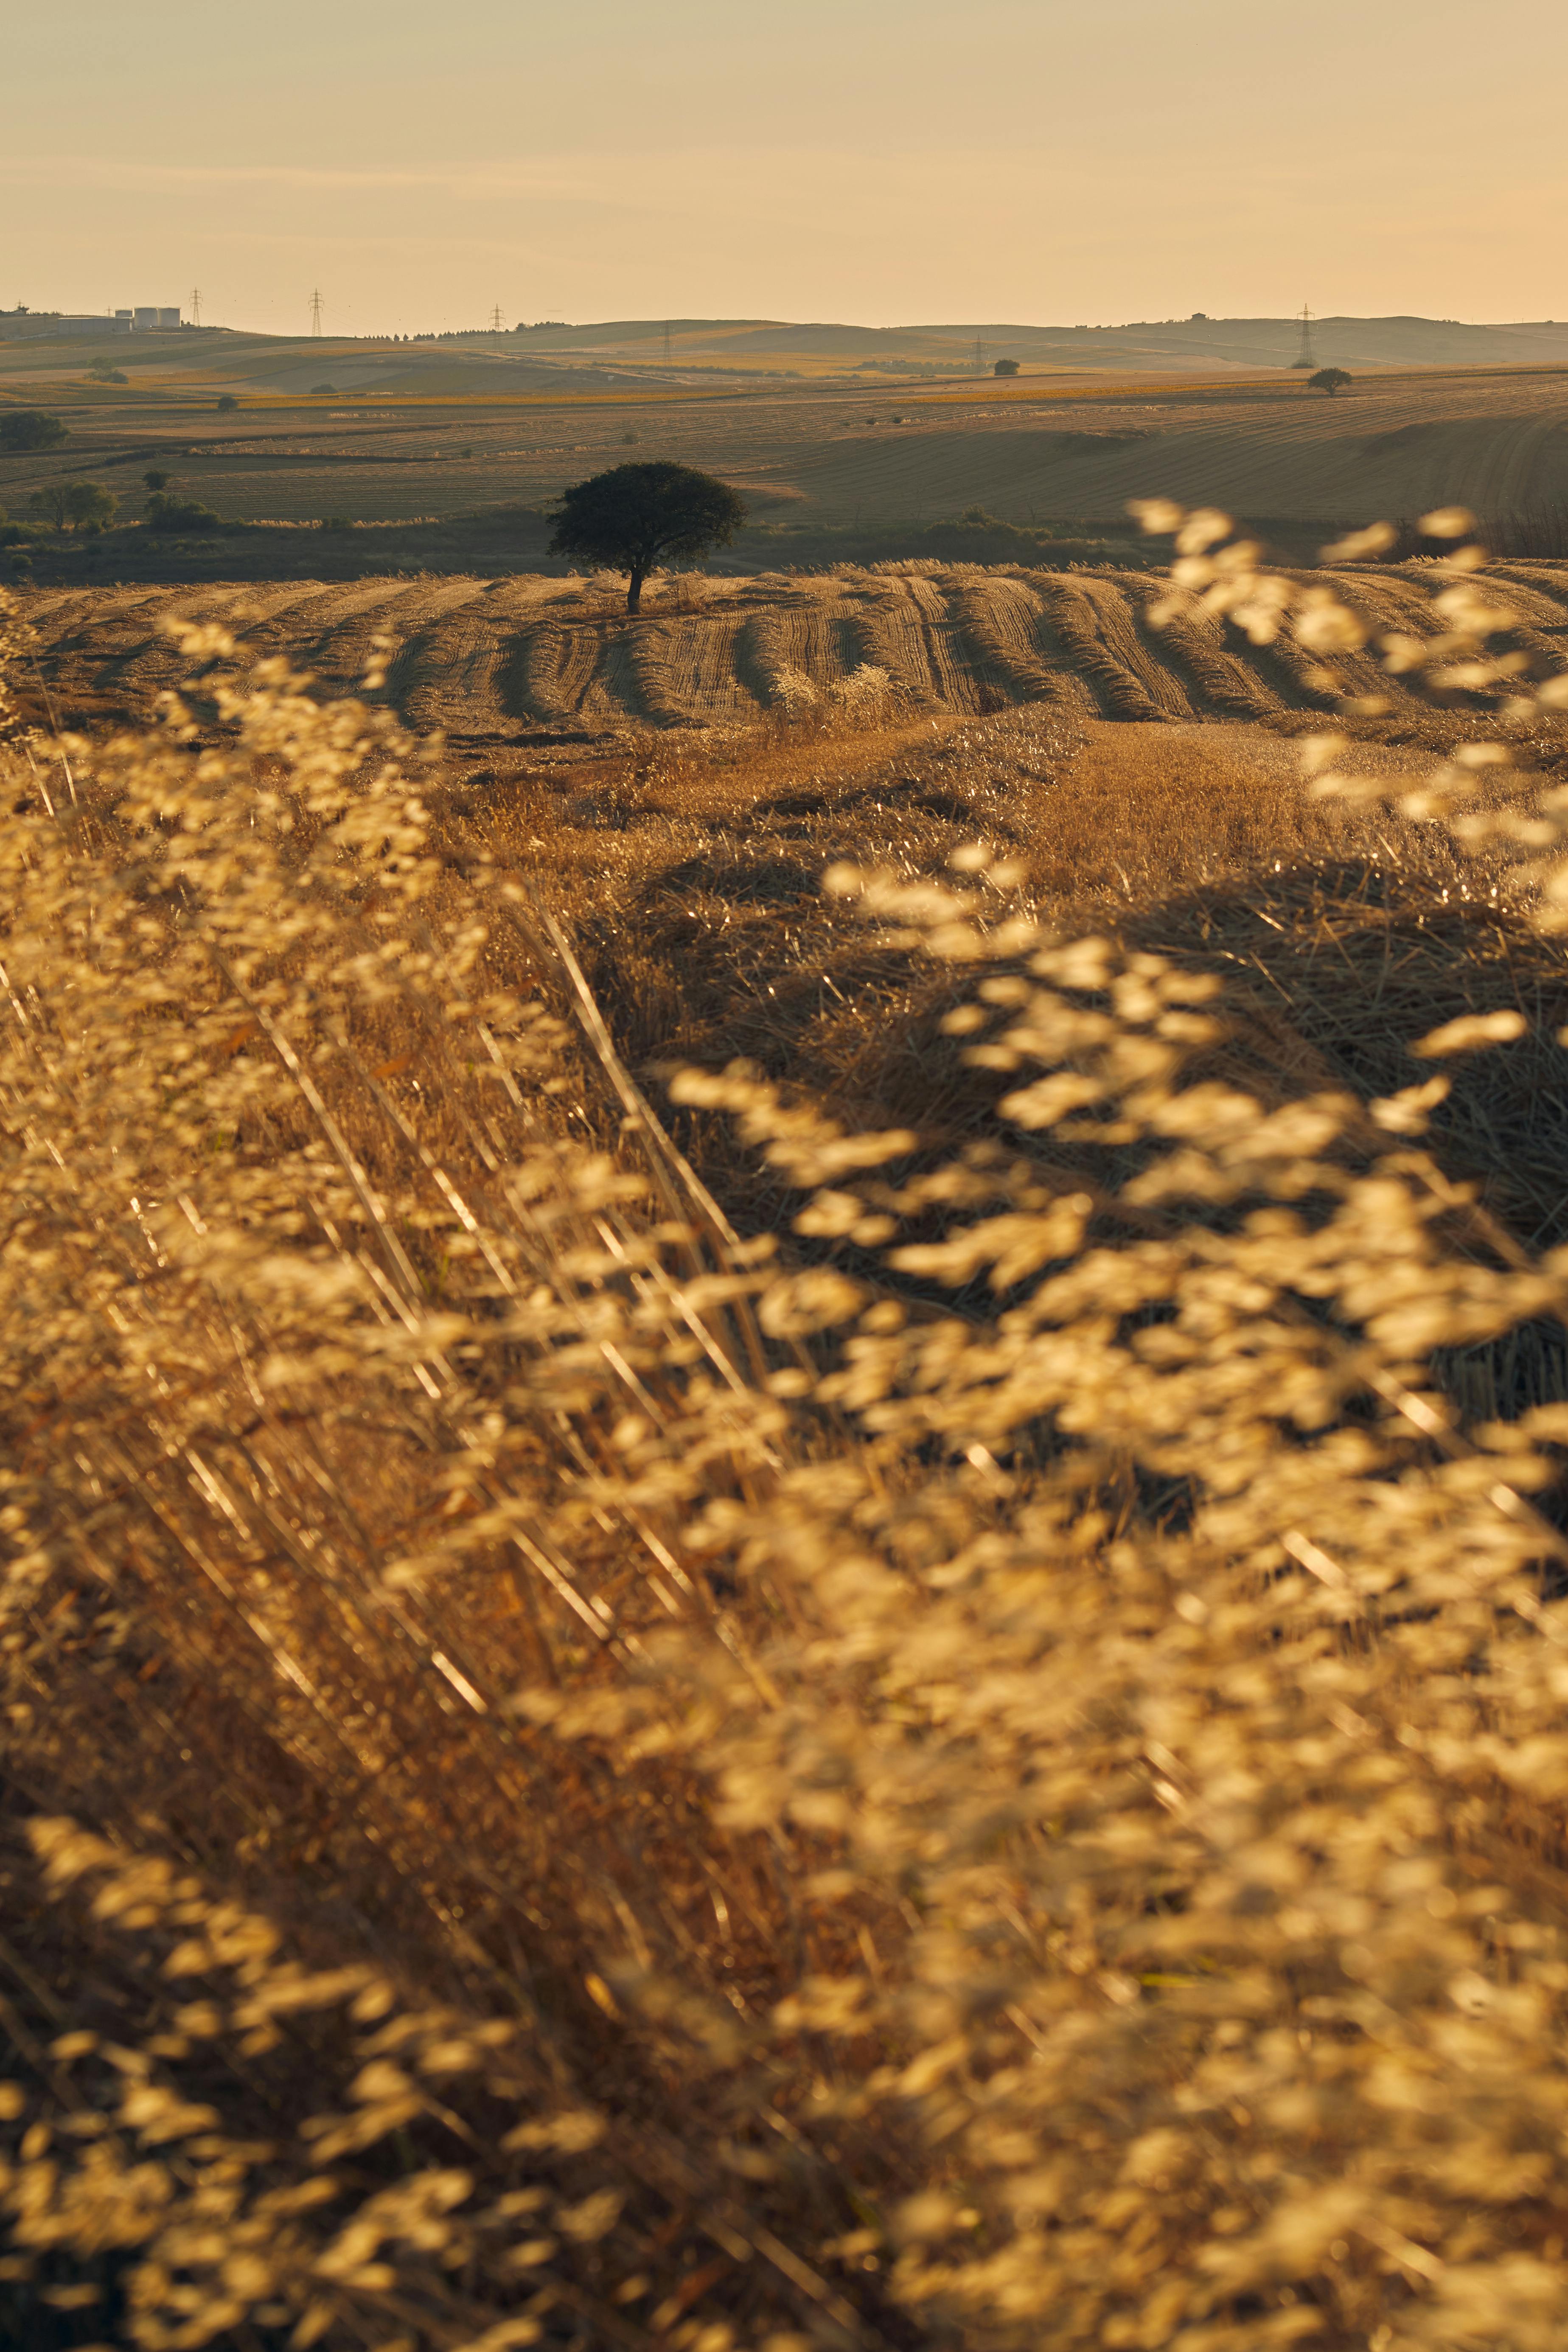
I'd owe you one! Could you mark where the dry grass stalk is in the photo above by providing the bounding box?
[5,521,1568,2352]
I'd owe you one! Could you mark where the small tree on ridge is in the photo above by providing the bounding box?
[1309,367,1352,396]
[548,461,746,612]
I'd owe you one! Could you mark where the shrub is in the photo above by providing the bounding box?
[143,491,221,532]
[922,505,1049,559]
[992,356,1021,376]
[0,409,68,452]
[216,393,238,412]
[318,514,355,532]
[142,468,171,491]
[309,382,338,394]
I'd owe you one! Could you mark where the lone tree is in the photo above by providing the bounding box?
[993,357,1020,377]
[0,410,69,452]
[216,394,238,413]
[143,468,172,491]
[548,461,746,612]
[1309,367,1352,396]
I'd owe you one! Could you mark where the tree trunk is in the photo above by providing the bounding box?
[626,566,645,614]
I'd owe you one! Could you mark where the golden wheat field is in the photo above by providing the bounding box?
[17,553,1568,742]
[11,508,1568,2352]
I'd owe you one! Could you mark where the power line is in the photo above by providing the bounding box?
[309,287,324,337]
[1293,303,1316,370]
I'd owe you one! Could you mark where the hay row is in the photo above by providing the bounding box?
[501,620,601,721]
[622,620,701,726]
[1124,580,1286,721]
[1031,577,1173,721]
[398,584,548,735]
[1076,575,1195,718]
[657,612,764,723]
[948,574,1094,716]
[20,559,1568,738]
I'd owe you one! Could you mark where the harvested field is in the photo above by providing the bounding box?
[18,557,1568,749]
[9,344,1568,565]
[15,514,1568,2352]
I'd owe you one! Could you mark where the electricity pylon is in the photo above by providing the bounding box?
[1292,303,1316,369]
[489,304,504,331]
[973,337,984,375]
[188,286,202,327]
[309,288,324,337]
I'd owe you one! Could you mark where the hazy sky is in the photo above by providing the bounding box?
[7,0,1566,337]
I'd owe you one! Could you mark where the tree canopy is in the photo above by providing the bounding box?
[548,461,747,611]
[992,357,1020,376]
[29,480,117,532]
[1309,367,1352,396]
[0,410,69,452]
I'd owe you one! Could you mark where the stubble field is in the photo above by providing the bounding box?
[17,360,1568,2350]
[15,554,1568,747]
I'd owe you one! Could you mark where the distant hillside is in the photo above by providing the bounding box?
[508,315,1568,373]
[10,313,1568,380]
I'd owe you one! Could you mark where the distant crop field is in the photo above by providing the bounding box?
[20,555,1568,744]
[7,349,1568,542]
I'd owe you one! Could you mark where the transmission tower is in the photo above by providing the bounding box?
[188,286,202,328]
[1292,303,1316,370]
[663,320,673,364]
[309,287,324,337]
[489,303,504,332]
[973,337,984,375]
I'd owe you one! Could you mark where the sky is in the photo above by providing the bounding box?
[6,0,1567,338]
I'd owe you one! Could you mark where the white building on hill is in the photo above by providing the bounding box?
[0,306,182,339]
